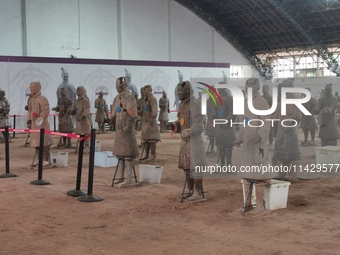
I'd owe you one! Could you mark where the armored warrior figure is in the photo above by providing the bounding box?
[158,91,170,133]
[174,81,208,201]
[215,84,236,166]
[53,87,74,147]
[140,85,161,160]
[56,68,76,104]
[173,70,183,110]
[235,78,275,215]
[111,77,139,187]
[27,82,54,165]
[0,90,10,128]
[314,84,339,146]
[72,86,91,150]
[272,79,302,179]
[94,91,108,133]
[205,87,218,153]
[300,88,317,146]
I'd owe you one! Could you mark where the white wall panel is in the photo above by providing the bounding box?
[214,31,249,65]
[0,0,23,56]
[0,0,249,64]
[170,1,212,62]
[121,0,168,60]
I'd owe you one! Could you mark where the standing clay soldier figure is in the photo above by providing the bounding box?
[111,77,139,187]
[300,88,317,146]
[205,87,218,153]
[0,90,11,139]
[314,84,339,146]
[158,91,170,133]
[174,81,208,201]
[94,91,108,133]
[56,68,76,103]
[52,87,74,147]
[235,78,275,215]
[27,82,53,165]
[215,84,236,166]
[140,85,161,160]
[272,80,301,179]
[173,70,183,110]
[137,86,146,147]
[72,86,91,150]
[262,84,274,145]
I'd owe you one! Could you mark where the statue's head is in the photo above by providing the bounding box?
[99,91,104,97]
[177,81,193,100]
[325,83,332,96]
[29,81,41,95]
[144,85,153,97]
[61,68,69,81]
[76,86,86,97]
[262,84,270,94]
[162,91,167,98]
[116,77,127,93]
[245,77,260,94]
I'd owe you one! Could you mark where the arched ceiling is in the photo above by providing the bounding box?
[174,0,340,77]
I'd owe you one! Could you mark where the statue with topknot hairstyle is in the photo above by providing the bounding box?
[94,91,108,133]
[56,68,76,104]
[235,77,275,215]
[314,83,339,146]
[52,86,74,147]
[71,86,91,150]
[173,80,208,202]
[110,77,139,187]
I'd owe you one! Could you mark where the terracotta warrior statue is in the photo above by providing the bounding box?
[140,85,161,160]
[158,91,170,133]
[314,84,339,146]
[0,90,11,139]
[56,68,76,104]
[52,86,74,147]
[235,78,275,215]
[272,79,301,179]
[215,83,236,166]
[174,80,208,201]
[27,82,54,165]
[72,86,91,150]
[94,91,108,133]
[111,77,139,187]
[205,86,218,153]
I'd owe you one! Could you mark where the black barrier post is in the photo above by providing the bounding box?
[12,115,17,139]
[67,134,87,197]
[31,128,50,185]
[78,129,103,202]
[0,127,17,178]
[53,115,56,132]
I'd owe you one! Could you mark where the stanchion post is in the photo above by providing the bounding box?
[31,128,50,185]
[67,134,87,197]
[53,115,56,132]
[0,127,17,178]
[78,129,103,202]
[12,115,16,138]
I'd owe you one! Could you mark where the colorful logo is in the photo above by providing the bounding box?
[196,82,222,106]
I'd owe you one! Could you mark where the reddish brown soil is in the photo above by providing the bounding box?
[0,130,339,255]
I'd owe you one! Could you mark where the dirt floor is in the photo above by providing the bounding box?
[0,129,339,255]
